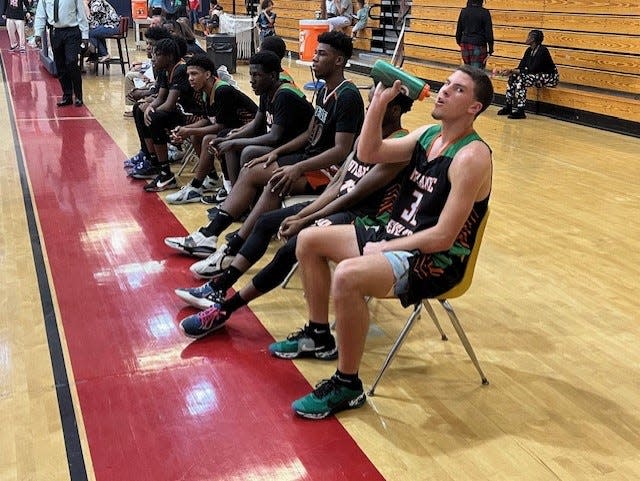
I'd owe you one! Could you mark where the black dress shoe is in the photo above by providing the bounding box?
[57,97,73,107]
[74,98,84,107]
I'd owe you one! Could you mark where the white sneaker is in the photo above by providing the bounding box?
[164,231,218,258]
[165,184,203,204]
[202,175,221,192]
[189,244,236,278]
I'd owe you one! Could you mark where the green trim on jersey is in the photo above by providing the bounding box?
[417,124,482,158]
[202,79,231,105]
[277,82,307,99]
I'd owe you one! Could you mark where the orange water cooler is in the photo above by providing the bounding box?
[132,0,148,19]
[298,20,330,61]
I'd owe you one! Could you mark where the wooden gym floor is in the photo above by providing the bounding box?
[1,33,639,481]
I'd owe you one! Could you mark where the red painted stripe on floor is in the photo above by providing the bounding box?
[3,45,385,480]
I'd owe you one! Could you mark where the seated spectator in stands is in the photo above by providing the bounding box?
[173,92,414,339]
[455,0,493,69]
[176,16,206,55]
[123,26,173,117]
[324,0,335,18]
[326,0,352,32]
[164,32,364,262]
[128,37,206,192]
[351,0,370,40]
[85,0,120,63]
[199,0,222,35]
[286,66,493,419]
[257,0,276,44]
[495,29,558,119]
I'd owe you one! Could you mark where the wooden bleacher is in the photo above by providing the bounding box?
[404,0,640,131]
[212,0,639,133]
[216,0,374,54]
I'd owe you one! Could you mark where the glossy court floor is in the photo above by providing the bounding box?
[1,33,639,481]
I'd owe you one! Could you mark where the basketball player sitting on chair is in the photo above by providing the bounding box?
[285,65,494,419]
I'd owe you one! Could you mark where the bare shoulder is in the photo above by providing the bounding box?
[451,139,492,170]
[449,140,493,198]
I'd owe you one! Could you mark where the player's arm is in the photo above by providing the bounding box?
[358,81,429,164]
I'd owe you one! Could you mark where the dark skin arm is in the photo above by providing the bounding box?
[269,130,356,196]
[280,159,408,238]
[244,114,315,169]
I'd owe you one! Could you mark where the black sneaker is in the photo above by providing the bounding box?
[144,173,178,192]
[497,104,512,116]
[508,108,527,119]
[268,324,338,360]
[200,187,228,205]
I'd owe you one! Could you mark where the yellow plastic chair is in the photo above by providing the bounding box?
[368,210,490,396]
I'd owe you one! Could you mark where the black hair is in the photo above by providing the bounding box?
[530,29,544,44]
[154,38,181,61]
[172,35,188,58]
[144,26,173,41]
[186,54,217,74]
[389,92,413,114]
[249,50,282,74]
[456,65,494,115]
[260,35,286,60]
[467,0,483,6]
[260,0,273,9]
[317,31,353,61]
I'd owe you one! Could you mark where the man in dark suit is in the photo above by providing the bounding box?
[34,0,88,106]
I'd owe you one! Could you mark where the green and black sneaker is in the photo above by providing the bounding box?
[292,375,366,419]
[269,324,338,360]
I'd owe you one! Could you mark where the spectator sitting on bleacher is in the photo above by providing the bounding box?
[123,26,173,118]
[495,29,559,120]
[173,92,414,340]
[351,0,370,40]
[164,31,364,262]
[326,0,352,33]
[165,54,259,203]
[199,0,222,35]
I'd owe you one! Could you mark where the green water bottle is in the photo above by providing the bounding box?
[370,60,431,101]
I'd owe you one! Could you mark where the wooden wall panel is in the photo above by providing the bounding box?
[411,7,640,35]
[411,0,640,15]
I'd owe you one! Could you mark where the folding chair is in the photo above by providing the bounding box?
[368,210,490,396]
[175,139,199,177]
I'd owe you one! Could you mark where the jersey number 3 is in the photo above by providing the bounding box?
[400,191,423,226]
